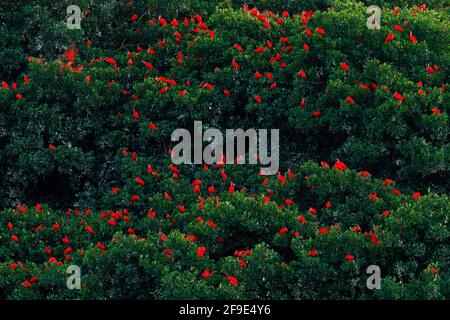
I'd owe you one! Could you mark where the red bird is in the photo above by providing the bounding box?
[315,27,326,35]
[393,24,404,33]
[141,60,154,70]
[346,96,355,104]
[393,92,405,101]
[298,69,307,78]
[197,246,206,257]
[340,62,349,72]
[385,33,395,42]
[135,177,145,186]
[231,58,240,70]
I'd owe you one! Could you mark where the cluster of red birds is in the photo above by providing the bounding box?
[1,3,446,291]
[1,4,444,127]
[6,150,428,289]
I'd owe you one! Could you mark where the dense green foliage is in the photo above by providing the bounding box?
[0,0,448,299]
[1,161,449,299]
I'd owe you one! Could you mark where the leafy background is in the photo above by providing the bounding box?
[0,0,448,299]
